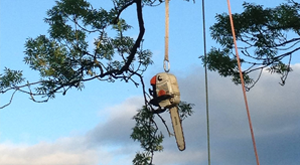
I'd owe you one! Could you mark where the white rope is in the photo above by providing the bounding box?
[164,0,170,72]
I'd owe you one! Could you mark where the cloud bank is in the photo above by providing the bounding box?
[0,64,299,165]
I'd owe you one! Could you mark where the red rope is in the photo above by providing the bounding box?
[226,1,260,165]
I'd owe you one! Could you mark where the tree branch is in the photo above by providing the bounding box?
[119,0,145,73]
[113,1,135,24]
[0,90,17,109]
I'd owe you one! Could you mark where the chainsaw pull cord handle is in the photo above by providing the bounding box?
[164,0,170,73]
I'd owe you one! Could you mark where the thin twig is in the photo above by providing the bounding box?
[0,90,17,109]
[156,112,174,137]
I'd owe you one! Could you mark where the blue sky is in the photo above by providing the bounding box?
[0,0,300,165]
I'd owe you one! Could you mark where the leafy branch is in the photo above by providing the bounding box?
[1,0,195,164]
[202,1,300,89]
[1,0,151,108]
[131,101,193,164]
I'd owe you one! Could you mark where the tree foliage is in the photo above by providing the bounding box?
[0,0,195,163]
[131,102,193,164]
[19,0,151,101]
[202,0,300,89]
[131,106,164,165]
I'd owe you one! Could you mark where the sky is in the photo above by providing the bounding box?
[0,0,299,165]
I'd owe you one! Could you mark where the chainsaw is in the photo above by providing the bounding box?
[149,72,185,151]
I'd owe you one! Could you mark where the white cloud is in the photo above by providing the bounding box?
[154,150,207,165]
[0,138,102,165]
[86,96,144,145]
[0,96,144,165]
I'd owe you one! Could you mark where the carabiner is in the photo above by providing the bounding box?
[163,60,170,73]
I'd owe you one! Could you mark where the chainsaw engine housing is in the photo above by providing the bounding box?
[150,72,180,108]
